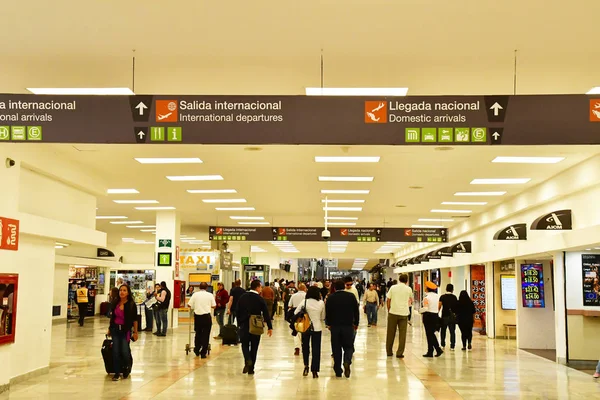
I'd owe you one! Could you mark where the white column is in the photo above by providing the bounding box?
[154,211,180,330]
[553,252,568,364]
[485,261,496,339]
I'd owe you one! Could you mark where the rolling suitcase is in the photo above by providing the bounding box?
[101,335,133,375]
[221,324,239,345]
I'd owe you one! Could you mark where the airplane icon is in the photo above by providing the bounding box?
[157,112,173,121]
[595,102,600,109]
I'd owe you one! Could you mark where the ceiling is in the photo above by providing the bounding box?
[21,143,597,258]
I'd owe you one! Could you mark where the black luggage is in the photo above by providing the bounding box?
[101,336,133,374]
[221,324,239,345]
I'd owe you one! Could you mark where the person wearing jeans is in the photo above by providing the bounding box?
[108,285,138,381]
[364,284,379,327]
[439,284,458,350]
[295,286,326,378]
[214,282,229,339]
[154,281,171,336]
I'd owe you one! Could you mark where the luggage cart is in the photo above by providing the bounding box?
[184,309,211,356]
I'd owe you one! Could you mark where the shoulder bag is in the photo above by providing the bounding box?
[294,299,312,334]
[249,315,265,335]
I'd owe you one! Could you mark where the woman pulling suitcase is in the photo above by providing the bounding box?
[107,285,138,381]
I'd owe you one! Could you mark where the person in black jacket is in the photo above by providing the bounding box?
[107,285,138,381]
[325,280,359,378]
[236,280,273,375]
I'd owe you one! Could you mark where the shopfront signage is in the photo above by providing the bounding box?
[521,264,545,308]
[426,250,442,260]
[97,248,115,257]
[531,210,572,230]
[179,251,215,270]
[493,223,527,240]
[416,254,429,263]
[210,226,447,243]
[436,246,453,257]
[0,94,598,145]
[582,254,600,306]
[451,241,472,254]
[0,217,19,251]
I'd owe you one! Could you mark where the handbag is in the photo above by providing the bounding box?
[249,315,265,335]
[294,299,312,334]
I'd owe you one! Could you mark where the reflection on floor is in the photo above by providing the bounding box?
[2,309,600,399]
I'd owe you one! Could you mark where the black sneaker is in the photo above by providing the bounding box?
[112,374,121,381]
[122,371,130,379]
[435,349,444,357]
[423,353,434,358]
[343,363,351,378]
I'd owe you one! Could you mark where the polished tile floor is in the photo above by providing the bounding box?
[3,309,600,400]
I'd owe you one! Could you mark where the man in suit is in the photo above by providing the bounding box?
[236,280,273,375]
[326,279,360,378]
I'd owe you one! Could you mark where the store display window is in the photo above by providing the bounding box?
[0,274,18,346]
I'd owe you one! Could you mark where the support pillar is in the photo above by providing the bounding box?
[553,252,568,364]
[154,211,180,330]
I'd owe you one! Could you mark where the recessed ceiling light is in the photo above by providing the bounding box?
[230,216,265,220]
[442,201,487,206]
[54,245,65,249]
[140,229,157,232]
[110,220,144,225]
[238,222,270,225]
[166,175,224,181]
[431,209,472,214]
[586,87,600,94]
[454,191,507,196]
[127,225,156,228]
[133,240,154,245]
[315,156,380,163]
[202,199,247,203]
[326,217,359,220]
[135,206,176,210]
[135,158,203,164]
[27,87,134,95]
[321,199,365,203]
[328,222,357,226]
[318,176,374,182]
[492,156,565,164]
[107,189,139,194]
[412,224,444,228]
[419,218,454,222]
[113,200,159,204]
[323,207,363,212]
[470,178,530,185]
[305,87,408,96]
[180,237,198,241]
[321,190,370,194]
[216,207,256,211]
[95,216,127,220]
[188,189,237,194]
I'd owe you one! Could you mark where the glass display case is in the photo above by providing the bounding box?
[0,274,18,346]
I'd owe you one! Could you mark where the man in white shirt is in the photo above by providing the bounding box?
[188,282,216,358]
[288,283,307,355]
[386,274,413,358]
[344,276,360,304]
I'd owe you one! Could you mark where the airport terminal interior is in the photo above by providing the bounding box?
[2,1,600,399]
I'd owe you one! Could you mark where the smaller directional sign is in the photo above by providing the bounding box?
[129,96,153,122]
[135,127,148,143]
[491,128,504,145]
[484,95,509,122]
[159,239,172,248]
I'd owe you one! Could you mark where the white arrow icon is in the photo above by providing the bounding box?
[135,102,148,116]
[137,131,145,139]
[490,102,503,116]
[492,132,501,140]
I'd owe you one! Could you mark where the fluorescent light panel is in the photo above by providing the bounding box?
[306,87,408,96]
[113,200,158,204]
[107,189,139,194]
[110,220,144,224]
[327,217,359,221]
[323,207,362,211]
[202,199,246,203]
[135,158,202,164]
[166,175,224,181]
[471,178,530,185]
[328,222,357,226]
[140,229,156,232]
[492,156,565,164]
[188,189,237,194]
[455,191,507,196]
[412,224,444,228]
[442,201,487,206]
[216,207,255,211]
[27,87,134,95]
[419,218,454,222]
[96,216,127,220]
[318,176,374,182]
[321,190,370,194]
[238,222,270,225]
[315,156,380,163]
[127,225,156,228]
[230,216,265,220]
[431,209,472,213]
[135,206,176,210]
[321,199,365,203]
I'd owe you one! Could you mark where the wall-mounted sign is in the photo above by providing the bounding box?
[436,247,453,257]
[97,248,115,258]
[159,239,172,248]
[582,254,600,306]
[500,275,517,310]
[244,264,266,272]
[531,209,572,230]
[521,264,545,308]
[0,95,598,146]
[174,246,180,279]
[220,252,233,271]
[179,251,216,270]
[493,223,527,240]
[500,260,516,271]
[157,252,172,267]
[0,217,19,251]
[470,264,486,329]
[241,256,250,266]
[451,241,472,254]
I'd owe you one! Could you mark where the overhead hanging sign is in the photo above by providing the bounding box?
[451,241,472,254]
[427,250,442,260]
[493,223,528,240]
[97,248,115,258]
[531,210,572,230]
[209,226,273,241]
[416,254,429,263]
[0,217,19,251]
[0,94,598,145]
[436,246,453,257]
